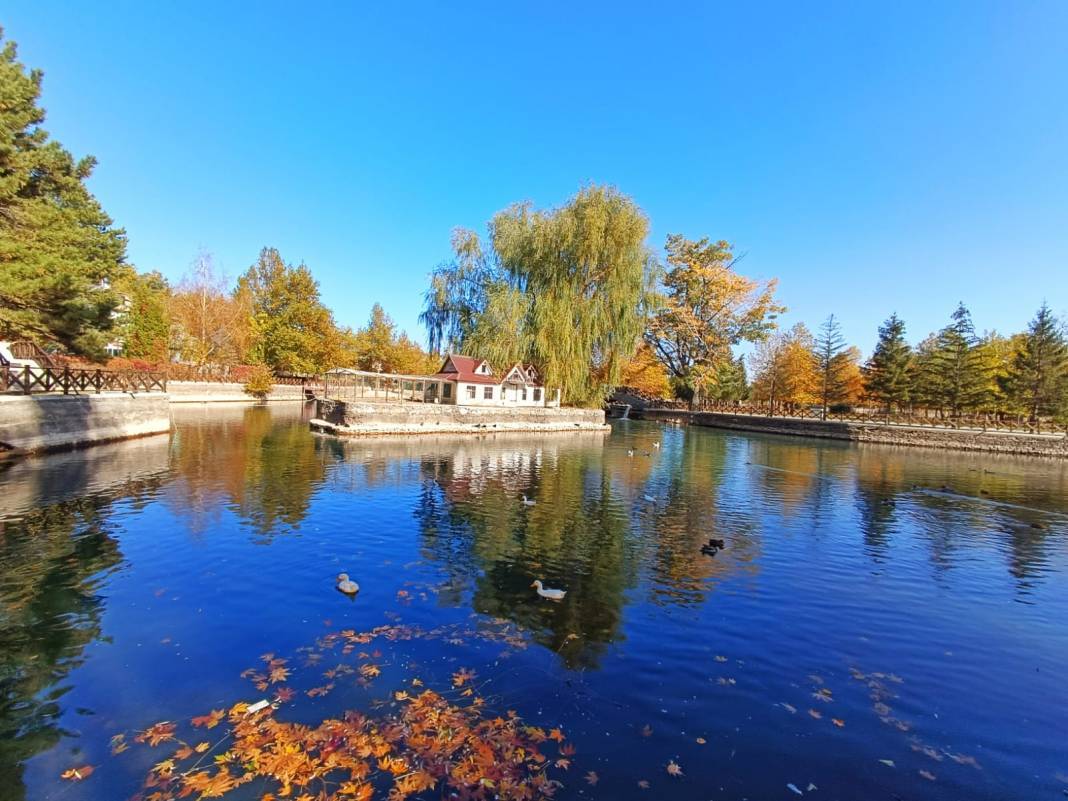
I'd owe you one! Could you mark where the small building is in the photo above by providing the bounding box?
[434,355,560,407]
[322,355,561,407]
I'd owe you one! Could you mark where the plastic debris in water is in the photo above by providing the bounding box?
[245,699,270,715]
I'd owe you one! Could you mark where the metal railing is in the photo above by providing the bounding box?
[653,400,1067,436]
[2,365,167,395]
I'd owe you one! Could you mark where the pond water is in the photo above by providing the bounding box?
[2,403,1067,801]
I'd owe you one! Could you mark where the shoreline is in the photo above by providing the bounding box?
[636,408,1068,458]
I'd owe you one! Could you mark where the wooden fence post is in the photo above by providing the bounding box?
[22,365,30,395]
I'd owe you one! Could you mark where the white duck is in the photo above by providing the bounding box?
[336,573,360,595]
[531,580,566,600]
[522,494,536,506]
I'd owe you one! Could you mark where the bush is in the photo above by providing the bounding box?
[243,364,274,399]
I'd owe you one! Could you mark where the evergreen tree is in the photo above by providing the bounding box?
[863,313,913,411]
[815,314,846,417]
[707,356,749,401]
[0,29,128,357]
[910,333,942,412]
[1005,303,1068,423]
[929,303,986,415]
[117,270,171,362]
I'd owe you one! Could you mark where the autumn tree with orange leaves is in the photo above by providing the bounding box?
[647,234,783,405]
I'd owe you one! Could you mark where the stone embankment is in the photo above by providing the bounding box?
[311,399,608,436]
[0,392,172,454]
[166,381,306,403]
[639,408,1068,458]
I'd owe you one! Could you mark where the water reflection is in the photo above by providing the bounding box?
[1,409,1067,801]
[167,403,324,538]
[0,442,168,800]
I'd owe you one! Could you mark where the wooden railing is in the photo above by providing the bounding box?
[1,365,167,395]
[657,400,1068,436]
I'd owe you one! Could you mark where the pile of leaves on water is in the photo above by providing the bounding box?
[113,619,572,801]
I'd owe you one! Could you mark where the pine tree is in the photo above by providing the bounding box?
[0,29,128,356]
[930,303,986,416]
[863,313,913,411]
[1005,303,1068,424]
[118,271,171,362]
[815,314,846,417]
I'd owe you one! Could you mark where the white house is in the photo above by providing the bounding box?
[323,355,561,407]
[434,355,560,407]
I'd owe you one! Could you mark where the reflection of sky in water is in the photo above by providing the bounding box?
[1,404,1066,801]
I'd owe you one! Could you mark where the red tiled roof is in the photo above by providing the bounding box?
[435,354,500,384]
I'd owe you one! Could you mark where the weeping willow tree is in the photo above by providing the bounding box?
[420,186,654,405]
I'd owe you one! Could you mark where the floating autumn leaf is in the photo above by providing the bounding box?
[638,779,650,789]
[135,721,177,746]
[194,742,210,753]
[919,770,937,781]
[269,665,290,683]
[585,770,599,785]
[666,760,684,777]
[555,758,571,770]
[60,764,94,781]
[359,663,381,679]
[640,723,653,737]
[548,727,566,742]
[559,742,576,756]
[191,709,225,729]
[109,733,128,754]
[274,686,295,703]
[808,709,822,720]
[714,655,727,662]
[695,737,706,745]
[452,667,477,687]
[832,718,845,728]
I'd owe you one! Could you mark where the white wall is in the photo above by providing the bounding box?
[453,382,552,407]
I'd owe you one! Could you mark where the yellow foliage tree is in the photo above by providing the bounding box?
[619,343,672,399]
[748,323,819,410]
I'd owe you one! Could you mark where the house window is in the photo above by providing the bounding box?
[466,385,476,399]
[483,386,494,399]
[443,383,452,398]
[521,388,527,400]
[533,388,541,401]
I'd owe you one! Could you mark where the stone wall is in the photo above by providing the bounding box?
[639,408,1068,458]
[166,381,306,403]
[0,392,172,453]
[313,399,607,436]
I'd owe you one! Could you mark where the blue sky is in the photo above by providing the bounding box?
[4,1,1066,354]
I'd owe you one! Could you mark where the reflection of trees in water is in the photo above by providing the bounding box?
[851,447,1068,592]
[413,442,634,669]
[410,429,764,666]
[641,428,760,606]
[0,481,158,801]
[167,406,327,538]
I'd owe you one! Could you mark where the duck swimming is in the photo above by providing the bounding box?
[336,573,359,595]
[522,494,536,506]
[531,580,567,600]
